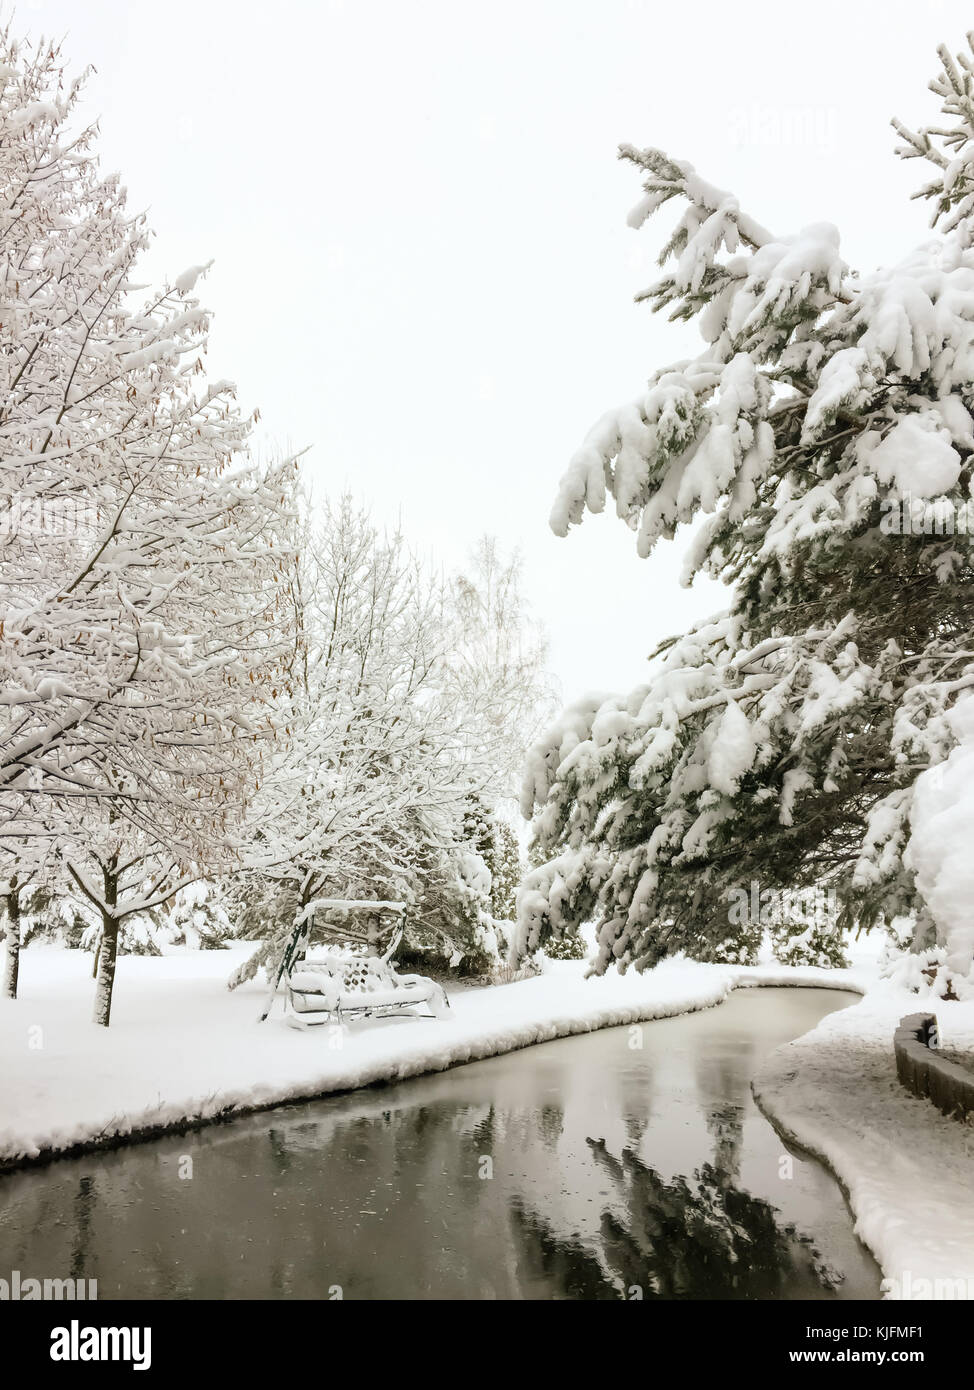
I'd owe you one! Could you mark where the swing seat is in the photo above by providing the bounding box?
[286,954,451,1027]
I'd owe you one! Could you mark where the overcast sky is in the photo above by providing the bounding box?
[24,0,973,705]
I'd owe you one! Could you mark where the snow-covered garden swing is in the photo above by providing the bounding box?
[259,899,451,1029]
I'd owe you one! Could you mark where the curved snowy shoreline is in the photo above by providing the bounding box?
[0,947,867,1172]
[754,990,974,1300]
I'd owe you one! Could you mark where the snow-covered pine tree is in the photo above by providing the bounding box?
[770,917,849,970]
[518,38,974,993]
[160,883,232,950]
[541,925,587,961]
[0,32,300,1022]
[402,792,519,974]
[486,818,521,923]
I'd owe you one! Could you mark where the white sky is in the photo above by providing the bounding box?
[23,0,973,704]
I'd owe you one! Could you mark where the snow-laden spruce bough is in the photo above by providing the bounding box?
[516,37,974,996]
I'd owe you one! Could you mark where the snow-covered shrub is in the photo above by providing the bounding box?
[705,931,762,967]
[22,905,90,952]
[542,926,588,961]
[492,956,543,984]
[119,916,163,957]
[771,921,850,969]
[162,885,232,950]
[880,935,973,1001]
[16,886,94,951]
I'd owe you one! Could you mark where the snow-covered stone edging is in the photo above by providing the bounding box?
[0,947,868,1171]
[754,988,974,1300]
[894,1012,974,1121]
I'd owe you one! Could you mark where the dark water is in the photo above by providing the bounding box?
[0,987,879,1300]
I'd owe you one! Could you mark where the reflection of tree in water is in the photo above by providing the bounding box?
[510,1140,844,1300]
[694,1042,754,1183]
[509,1196,617,1300]
[2,1087,574,1299]
[0,1043,849,1300]
[704,1102,746,1183]
[70,1175,95,1281]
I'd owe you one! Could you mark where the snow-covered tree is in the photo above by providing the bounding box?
[445,538,558,799]
[770,917,849,970]
[518,38,974,994]
[0,32,299,1021]
[160,883,231,950]
[229,498,493,987]
[1,866,47,997]
[540,924,587,961]
[401,792,519,974]
[485,817,521,923]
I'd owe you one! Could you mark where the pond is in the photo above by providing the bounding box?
[0,987,880,1299]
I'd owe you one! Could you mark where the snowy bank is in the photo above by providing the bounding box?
[0,945,868,1170]
[754,984,974,1299]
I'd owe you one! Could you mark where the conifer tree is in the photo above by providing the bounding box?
[518,38,974,992]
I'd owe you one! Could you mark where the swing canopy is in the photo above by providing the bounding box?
[259,898,450,1027]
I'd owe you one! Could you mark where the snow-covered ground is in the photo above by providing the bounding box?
[754,982,974,1300]
[3,934,973,1300]
[0,942,866,1169]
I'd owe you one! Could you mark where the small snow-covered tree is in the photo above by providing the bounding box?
[518,38,974,993]
[770,918,849,970]
[64,825,195,1003]
[160,883,231,950]
[21,886,94,951]
[541,925,587,961]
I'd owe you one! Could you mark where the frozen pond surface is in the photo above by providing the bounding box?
[0,987,880,1299]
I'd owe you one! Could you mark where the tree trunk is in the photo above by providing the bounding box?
[92,863,120,1027]
[92,913,120,1027]
[2,891,21,1000]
